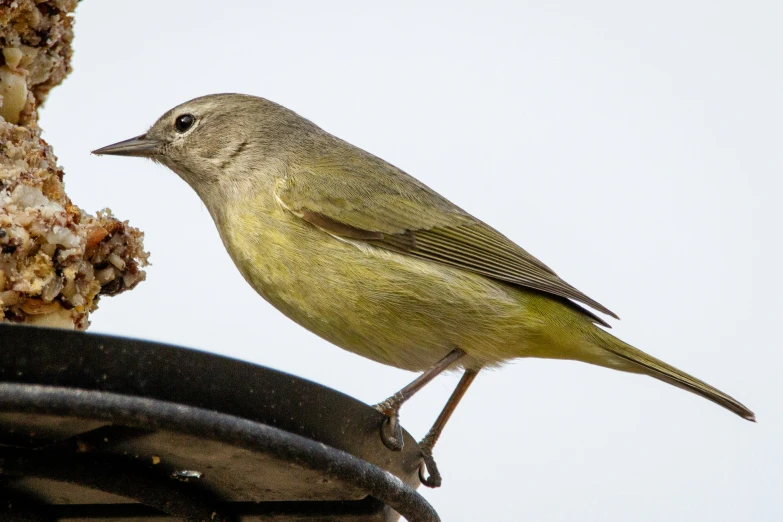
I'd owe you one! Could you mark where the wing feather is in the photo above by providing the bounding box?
[276,146,617,326]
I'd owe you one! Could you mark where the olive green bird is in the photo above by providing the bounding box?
[94,94,754,487]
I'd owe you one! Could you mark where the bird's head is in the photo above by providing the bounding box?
[93,93,318,201]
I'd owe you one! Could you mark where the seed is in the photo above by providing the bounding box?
[0,290,19,306]
[108,252,126,270]
[20,298,61,315]
[2,48,23,69]
[0,65,28,124]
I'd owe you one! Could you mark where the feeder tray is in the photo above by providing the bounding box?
[0,324,438,522]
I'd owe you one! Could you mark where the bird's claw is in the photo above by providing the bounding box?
[418,447,442,488]
[379,413,404,451]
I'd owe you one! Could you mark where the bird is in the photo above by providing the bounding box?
[93,93,755,487]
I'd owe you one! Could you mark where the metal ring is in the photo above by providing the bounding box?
[0,383,439,522]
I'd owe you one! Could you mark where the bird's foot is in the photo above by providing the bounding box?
[375,399,404,451]
[418,444,442,488]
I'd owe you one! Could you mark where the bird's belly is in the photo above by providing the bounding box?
[221,208,546,372]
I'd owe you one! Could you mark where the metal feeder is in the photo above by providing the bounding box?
[0,324,439,522]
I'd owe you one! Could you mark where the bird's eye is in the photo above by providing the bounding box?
[175,114,195,133]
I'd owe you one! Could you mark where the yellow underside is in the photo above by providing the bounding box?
[218,194,626,373]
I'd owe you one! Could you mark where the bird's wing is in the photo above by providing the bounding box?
[276,149,617,326]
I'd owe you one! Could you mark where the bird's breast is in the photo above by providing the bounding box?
[213,195,547,371]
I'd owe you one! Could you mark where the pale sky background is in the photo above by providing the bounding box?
[40,1,780,520]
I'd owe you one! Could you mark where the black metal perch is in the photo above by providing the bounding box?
[0,323,439,522]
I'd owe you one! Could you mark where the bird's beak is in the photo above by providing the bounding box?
[92,134,162,157]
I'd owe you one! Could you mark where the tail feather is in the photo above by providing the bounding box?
[590,329,755,422]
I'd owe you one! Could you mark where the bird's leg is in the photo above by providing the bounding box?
[418,367,480,488]
[375,348,465,451]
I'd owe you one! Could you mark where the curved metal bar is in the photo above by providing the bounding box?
[0,323,423,480]
[0,384,440,522]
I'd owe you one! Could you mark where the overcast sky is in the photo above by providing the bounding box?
[41,1,780,520]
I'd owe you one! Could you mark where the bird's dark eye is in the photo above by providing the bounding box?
[175,114,195,133]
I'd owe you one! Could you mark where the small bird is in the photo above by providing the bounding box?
[94,94,754,487]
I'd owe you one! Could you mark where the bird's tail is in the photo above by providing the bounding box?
[588,327,755,422]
